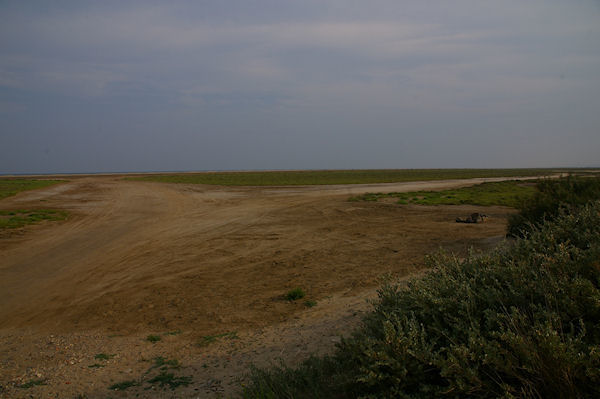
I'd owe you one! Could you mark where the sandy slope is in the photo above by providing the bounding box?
[0,176,518,397]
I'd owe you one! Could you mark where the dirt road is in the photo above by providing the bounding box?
[0,176,517,397]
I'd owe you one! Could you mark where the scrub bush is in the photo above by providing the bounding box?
[507,175,600,237]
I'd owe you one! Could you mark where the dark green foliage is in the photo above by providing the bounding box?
[285,288,306,301]
[241,203,600,398]
[350,180,537,207]
[508,175,600,237]
[0,179,64,200]
[128,169,554,186]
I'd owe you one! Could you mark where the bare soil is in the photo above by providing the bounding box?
[0,176,516,398]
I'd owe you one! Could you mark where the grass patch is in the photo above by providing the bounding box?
[88,363,105,368]
[0,209,67,229]
[198,331,238,347]
[126,169,557,186]
[17,378,47,389]
[350,180,537,208]
[146,334,162,343]
[94,353,115,361]
[108,380,139,391]
[285,288,306,301]
[304,300,317,308]
[163,329,182,336]
[147,372,192,390]
[0,179,64,200]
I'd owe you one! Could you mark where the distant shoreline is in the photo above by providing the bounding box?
[2,167,598,179]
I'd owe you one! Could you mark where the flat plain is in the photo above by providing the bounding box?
[0,171,555,397]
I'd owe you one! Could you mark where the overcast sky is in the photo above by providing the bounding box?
[1,1,599,174]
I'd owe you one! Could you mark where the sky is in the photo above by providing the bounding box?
[1,0,599,174]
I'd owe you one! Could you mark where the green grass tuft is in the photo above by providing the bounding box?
[285,288,306,301]
[146,334,162,343]
[304,300,317,308]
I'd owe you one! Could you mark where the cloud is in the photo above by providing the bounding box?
[3,2,598,106]
[1,0,599,172]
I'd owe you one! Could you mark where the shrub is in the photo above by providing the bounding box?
[507,175,600,237]
[285,288,306,301]
[242,202,600,398]
[304,300,317,308]
[146,334,161,343]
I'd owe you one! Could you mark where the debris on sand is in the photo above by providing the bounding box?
[456,213,487,224]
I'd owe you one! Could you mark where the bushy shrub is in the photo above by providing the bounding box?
[242,202,600,398]
[507,175,600,237]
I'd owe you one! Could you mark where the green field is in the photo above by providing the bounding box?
[128,169,556,186]
[0,209,68,229]
[0,179,64,200]
[350,180,538,208]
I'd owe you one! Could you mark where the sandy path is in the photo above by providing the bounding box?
[0,176,521,397]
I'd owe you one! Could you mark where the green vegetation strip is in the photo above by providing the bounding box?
[0,209,67,229]
[0,179,64,200]
[127,169,555,186]
[350,180,538,208]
